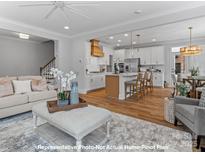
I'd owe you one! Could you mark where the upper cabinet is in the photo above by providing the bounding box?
[150,46,164,65]
[125,46,164,65]
[111,46,165,65]
[138,47,152,65]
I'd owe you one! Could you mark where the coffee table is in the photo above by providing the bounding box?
[32,102,112,151]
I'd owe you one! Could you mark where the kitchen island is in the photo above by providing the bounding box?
[105,73,138,100]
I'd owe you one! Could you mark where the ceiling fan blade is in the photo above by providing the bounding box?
[66,3,100,6]
[19,3,53,7]
[65,6,91,19]
[60,8,71,23]
[44,6,58,19]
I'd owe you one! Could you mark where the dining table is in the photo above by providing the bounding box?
[182,76,205,98]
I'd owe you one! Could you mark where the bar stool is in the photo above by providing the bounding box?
[145,71,153,92]
[139,72,146,96]
[124,73,144,100]
[144,71,149,94]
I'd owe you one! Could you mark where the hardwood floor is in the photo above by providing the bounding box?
[80,87,179,129]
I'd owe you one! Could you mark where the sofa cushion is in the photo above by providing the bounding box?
[0,79,14,97]
[18,76,43,81]
[0,94,28,109]
[0,76,17,81]
[27,90,57,102]
[199,88,205,107]
[176,104,195,122]
[32,79,48,91]
[12,80,32,94]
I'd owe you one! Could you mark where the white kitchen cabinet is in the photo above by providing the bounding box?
[114,46,164,65]
[150,46,164,65]
[135,46,164,65]
[138,47,151,65]
[88,75,105,91]
[153,72,164,87]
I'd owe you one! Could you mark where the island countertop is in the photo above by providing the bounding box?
[106,72,138,77]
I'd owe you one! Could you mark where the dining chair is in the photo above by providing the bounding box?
[171,74,179,96]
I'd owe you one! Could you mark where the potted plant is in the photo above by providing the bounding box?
[177,83,190,96]
[50,68,77,107]
[189,66,200,77]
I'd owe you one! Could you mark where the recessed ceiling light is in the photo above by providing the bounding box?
[116,44,120,47]
[132,41,136,44]
[19,33,29,39]
[109,36,114,39]
[124,33,128,37]
[134,10,142,14]
[64,26,69,30]
[152,38,157,42]
[118,40,122,43]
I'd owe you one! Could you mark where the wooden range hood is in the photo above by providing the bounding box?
[90,39,104,57]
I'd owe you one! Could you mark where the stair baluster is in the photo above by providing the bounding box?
[40,57,56,82]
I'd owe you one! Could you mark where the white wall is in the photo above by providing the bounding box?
[0,18,73,75]
[0,36,54,76]
[70,38,88,93]
[69,37,114,93]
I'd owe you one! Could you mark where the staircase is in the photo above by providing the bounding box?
[40,57,56,82]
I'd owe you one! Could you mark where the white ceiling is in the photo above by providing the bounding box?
[0,1,205,38]
[0,28,51,43]
[99,16,205,48]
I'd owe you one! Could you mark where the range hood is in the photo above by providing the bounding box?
[90,39,104,57]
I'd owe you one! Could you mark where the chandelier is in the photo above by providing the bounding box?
[180,27,202,56]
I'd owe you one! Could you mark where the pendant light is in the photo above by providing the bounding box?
[180,27,202,56]
[130,31,134,57]
[136,34,140,52]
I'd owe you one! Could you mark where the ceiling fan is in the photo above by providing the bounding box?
[19,1,99,21]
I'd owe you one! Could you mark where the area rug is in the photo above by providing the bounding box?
[0,112,192,152]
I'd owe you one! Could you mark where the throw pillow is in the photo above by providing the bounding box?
[199,88,205,107]
[31,79,48,91]
[12,80,32,94]
[0,79,14,97]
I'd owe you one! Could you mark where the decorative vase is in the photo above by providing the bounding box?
[57,91,68,107]
[58,99,68,107]
[70,81,79,104]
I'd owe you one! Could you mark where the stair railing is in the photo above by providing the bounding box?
[40,57,56,80]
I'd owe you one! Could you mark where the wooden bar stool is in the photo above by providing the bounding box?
[139,72,146,96]
[145,71,153,92]
[125,74,141,99]
[144,71,149,94]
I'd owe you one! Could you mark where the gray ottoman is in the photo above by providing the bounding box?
[32,102,112,151]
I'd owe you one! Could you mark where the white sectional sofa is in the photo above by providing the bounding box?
[0,76,57,119]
